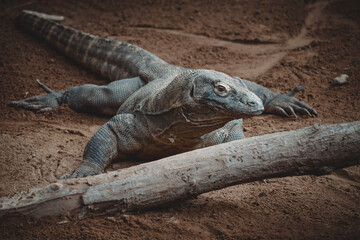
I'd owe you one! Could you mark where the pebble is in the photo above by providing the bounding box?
[333,74,349,85]
[57,220,69,225]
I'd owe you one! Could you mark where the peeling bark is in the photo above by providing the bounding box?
[1,121,359,217]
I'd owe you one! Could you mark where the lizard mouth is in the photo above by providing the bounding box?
[251,109,264,115]
[238,109,263,117]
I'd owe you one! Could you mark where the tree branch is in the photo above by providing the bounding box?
[1,121,359,217]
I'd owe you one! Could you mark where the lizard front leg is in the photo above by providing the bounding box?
[197,119,245,148]
[9,77,145,116]
[234,77,317,118]
[61,114,147,179]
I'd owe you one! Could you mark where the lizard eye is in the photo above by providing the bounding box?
[214,82,230,97]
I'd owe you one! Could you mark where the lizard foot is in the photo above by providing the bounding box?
[60,162,103,179]
[265,86,317,118]
[9,79,64,113]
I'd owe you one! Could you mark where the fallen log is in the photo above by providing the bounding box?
[1,121,359,217]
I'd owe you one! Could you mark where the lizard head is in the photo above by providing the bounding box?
[189,70,264,117]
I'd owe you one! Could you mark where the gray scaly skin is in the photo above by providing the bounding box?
[10,10,317,179]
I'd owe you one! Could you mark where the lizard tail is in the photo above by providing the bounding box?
[17,10,167,81]
[21,10,64,21]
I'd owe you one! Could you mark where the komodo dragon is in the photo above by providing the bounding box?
[10,10,317,179]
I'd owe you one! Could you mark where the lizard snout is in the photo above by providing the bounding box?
[239,92,264,115]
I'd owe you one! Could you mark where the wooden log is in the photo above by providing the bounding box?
[1,121,359,217]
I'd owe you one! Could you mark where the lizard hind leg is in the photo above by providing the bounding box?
[22,10,64,21]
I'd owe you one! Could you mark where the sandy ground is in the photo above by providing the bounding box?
[0,0,360,239]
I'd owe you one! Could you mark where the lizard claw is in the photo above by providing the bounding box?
[36,79,55,94]
[59,173,71,180]
[286,86,305,97]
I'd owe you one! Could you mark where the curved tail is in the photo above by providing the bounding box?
[17,10,167,81]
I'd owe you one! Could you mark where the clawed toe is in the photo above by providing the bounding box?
[59,173,71,180]
[287,86,305,97]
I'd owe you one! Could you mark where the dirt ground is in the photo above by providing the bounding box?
[0,0,359,239]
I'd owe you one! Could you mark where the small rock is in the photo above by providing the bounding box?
[333,74,349,85]
[57,220,69,225]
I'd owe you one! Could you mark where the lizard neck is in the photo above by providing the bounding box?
[141,106,231,148]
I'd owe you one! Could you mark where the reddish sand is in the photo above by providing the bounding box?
[0,0,359,239]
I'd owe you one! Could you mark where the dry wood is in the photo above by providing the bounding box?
[1,121,359,217]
